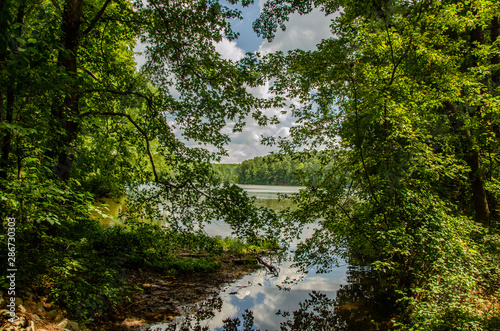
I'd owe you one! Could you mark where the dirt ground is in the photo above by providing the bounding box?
[98,263,260,330]
[0,260,261,331]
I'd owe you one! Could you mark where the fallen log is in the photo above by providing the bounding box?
[255,255,279,277]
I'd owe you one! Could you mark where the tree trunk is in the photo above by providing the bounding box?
[465,24,490,227]
[54,0,83,181]
[465,146,490,227]
[0,2,24,180]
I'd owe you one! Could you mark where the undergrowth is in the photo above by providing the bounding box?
[0,215,277,323]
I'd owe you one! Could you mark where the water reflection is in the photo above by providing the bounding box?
[97,185,394,330]
[145,266,393,330]
[279,266,394,330]
[92,197,125,227]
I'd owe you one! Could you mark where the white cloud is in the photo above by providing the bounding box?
[258,9,334,54]
[215,8,336,163]
[134,41,148,68]
[214,38,246,62]
[275,126,290,138]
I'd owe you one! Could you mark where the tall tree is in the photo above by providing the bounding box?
[0,0,276,234]
[255,0,500,327]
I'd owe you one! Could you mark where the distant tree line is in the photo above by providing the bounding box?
[212,153,323,185]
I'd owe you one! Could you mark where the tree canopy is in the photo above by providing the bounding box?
[1,0,500,328]
[0,0,282,232]
[255,0,500,328]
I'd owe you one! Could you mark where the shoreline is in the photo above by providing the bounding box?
[0,262,261,331]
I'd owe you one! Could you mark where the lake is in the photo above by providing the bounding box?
[123,184,390,330]
[94,185,390,330]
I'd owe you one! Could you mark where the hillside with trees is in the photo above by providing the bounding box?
[212,153,323,185]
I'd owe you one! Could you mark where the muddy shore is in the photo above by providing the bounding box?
[0,263,261,331]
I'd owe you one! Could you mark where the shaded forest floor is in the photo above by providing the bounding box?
[97,263,260,330]
[0,261,261,331]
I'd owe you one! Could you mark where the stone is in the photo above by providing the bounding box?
[24,291,35,301]
[14,316,27,327]
[18,304,27,313]
[14,297,23,306]
[36,301,45,312]
[31,313,41,322]
[57,318,69,329]
[54,314,64,323]
[47,309,58,319]
[68,320,79,331]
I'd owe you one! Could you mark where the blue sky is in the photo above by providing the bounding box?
[136,1,335,163]
[224,1,264,52]
[213,1,335,163]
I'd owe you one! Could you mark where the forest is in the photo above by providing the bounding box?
[1,0,500,330]
[212,153,323,185]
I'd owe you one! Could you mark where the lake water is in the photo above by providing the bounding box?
[97,185,390,330]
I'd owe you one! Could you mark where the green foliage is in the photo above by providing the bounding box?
[212,152,325,186]
[256,0,500,328]
[0,0,281,323]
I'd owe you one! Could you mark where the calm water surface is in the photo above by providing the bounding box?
[97,185,390,330]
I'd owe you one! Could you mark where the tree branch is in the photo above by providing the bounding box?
[80,111,160,180]
[50,0,62,15]
[82,0,113,36]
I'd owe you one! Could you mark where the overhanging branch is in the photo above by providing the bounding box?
[82,0,113,36]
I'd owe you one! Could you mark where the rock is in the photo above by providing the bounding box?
[15,297,23,306]
[14,316,27,327]
[36,301,45,312]
[54,314,64,323]
[47,309,58,319]
[31,313,42,322]
[57,318,69,329]
[24,291,35,301]
[68,320,79,331]
[18,304,27,313]
[30,320,36,331]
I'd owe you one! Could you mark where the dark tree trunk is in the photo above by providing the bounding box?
[54,0,83,181]
[492,17,499,86]
[465,24,490,227]
[0,90,13,180]
[465,144,490,227]
[0,2,24,180]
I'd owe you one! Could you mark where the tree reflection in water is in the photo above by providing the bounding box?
[277,266,394,330]
[157,265,394,331]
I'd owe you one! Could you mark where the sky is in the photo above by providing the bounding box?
[213,2,334,163]
[137,1,335,163]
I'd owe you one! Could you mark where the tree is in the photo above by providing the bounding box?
[0,0,283,230]
[255,0,500,328]
[0,0,285,320]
